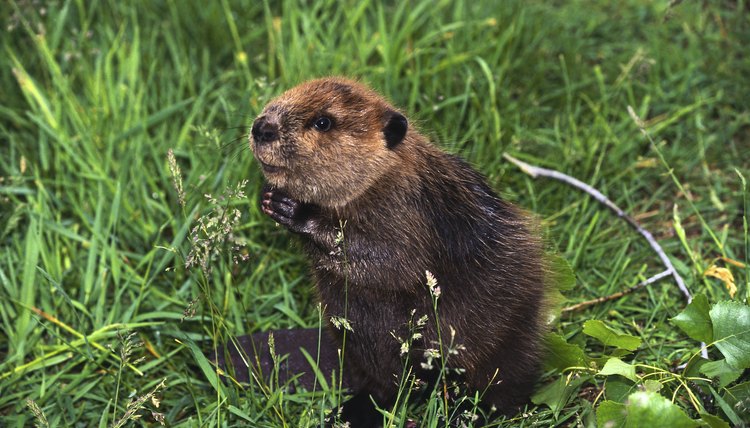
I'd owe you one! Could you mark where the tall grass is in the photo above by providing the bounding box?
[1,0,748,426]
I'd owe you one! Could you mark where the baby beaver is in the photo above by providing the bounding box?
[250,77,546,426]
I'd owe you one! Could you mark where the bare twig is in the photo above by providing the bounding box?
[504,152,708,358]
[503,153,692,302]
[562,270,672,312]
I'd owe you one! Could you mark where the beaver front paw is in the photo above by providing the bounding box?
[261,186,316,234]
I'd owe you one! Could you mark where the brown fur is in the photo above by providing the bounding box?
[250,77,546,426]
[252,78,402,208]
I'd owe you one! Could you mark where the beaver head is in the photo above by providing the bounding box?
[250,78,408,208]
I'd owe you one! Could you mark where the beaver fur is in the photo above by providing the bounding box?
[248,77,546,426]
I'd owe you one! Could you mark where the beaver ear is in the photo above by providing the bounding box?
[382,111,407,149]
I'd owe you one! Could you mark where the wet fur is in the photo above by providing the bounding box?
[251,77,546,425]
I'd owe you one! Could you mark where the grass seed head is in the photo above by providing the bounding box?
[167,149,185,207]
[185,180,249,273]
[25,399,49,428]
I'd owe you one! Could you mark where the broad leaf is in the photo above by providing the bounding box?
[709,301,750,369]
[721,381,750,425]
[598,357,638,383]
[700,412,731,428]
[711,386,743,426]
[642,379,662,393]
[531,375,585,418]
[604,377,636,403]
[700,359,743,388]
[547,254,576,291]
[672,294,712,343]
[624,391,700,427]
[543,333,585,371]
[596,400,626,428]
[583,320,641,351]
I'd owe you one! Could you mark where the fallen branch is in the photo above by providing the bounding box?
[503,153,692,302]
[504,152,707,358]
[562,270,671,312]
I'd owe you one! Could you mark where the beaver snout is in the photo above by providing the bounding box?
[251,116,280,145]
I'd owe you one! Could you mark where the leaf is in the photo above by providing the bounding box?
[709,301,750,369]
[699,359,743,388]
[683,355,707,378]
[673,204,697,267]
[720,381,750,425]
[182,337,227,398]
[598,357,639,383]
[547,254,576,291]
[720,256,746,269]
[531,375,586,418]
[14,216,41,354]
[583,320,641,351]
[642,380,662,393]
[545,288,568,324]
[704,266,737,298]
[227,405,254,422]
[543,333,586,371]
[711,385,743,426]
[599,391,704,427]
[299,347,330,391]
[671,294,712,343]
[623,391,700,427]
[605,377,636,403]
[596,400,626,428]
[699,412,730,428]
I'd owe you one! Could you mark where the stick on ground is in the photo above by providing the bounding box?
[503,153,692,302]
[504,153,707,358]
[561,269,671,312]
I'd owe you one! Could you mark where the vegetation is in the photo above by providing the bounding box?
[1,0,748,426]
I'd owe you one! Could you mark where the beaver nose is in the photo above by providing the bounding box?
[251,117,279,145]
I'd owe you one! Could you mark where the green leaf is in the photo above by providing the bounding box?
[598,357,639,383]
[642,379,662,393]
[624,391,700,427]
[227,405,254,422]
[183,336,227,398]
[545,288,568,324]
[699,359,743,387]
[299,347,330,391]
[683,353,708,378]
[99,400,110,428]
[13,215,41,355]
[699,412,730,428]
[720,381,750,425]
[547,254,576,291]
[709,301,750,369]
[671,294,712,343]
[543,333,586,371]
[605,377,636,403]
[531,375,586,418]
[583,320,642,351]
[596,400,626,428]
[711,386,743,426]
[673,204,697,270]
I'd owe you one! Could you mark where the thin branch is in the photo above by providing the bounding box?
[503,153,692,303]
[562,270,672,312]
[505,152,707,359]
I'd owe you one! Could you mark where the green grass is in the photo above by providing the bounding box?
[1,0,749,426]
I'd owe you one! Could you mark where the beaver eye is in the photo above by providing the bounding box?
[313,116,333,132]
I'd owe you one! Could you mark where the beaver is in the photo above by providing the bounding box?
[249,77,546,426]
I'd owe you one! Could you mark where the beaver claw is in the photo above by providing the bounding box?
[261,187,315,234]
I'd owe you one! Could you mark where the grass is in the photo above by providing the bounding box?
[1,0,749,426]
